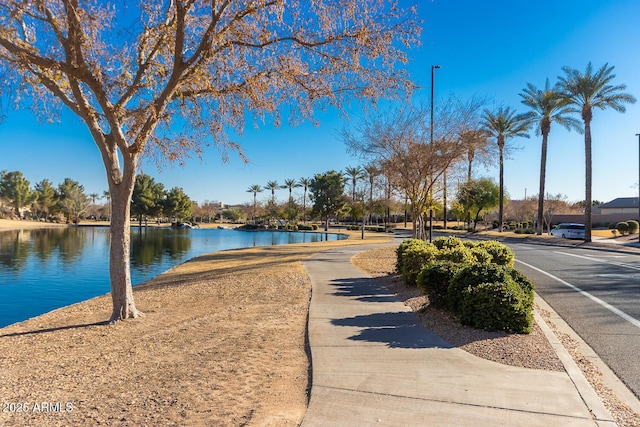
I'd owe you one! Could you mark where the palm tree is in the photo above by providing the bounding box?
[264,180,279,203]
[520,79,582,235]
[364,164,379,224]
[246,184,263,223]
[482,106,531,231]
[460,129,490,182]
[298,177,312,222]
[344,166,364,224]
[282,178,301,202]
[344,166,365,202]
[557,62,636,242]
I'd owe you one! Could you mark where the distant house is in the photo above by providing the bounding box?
[597,197,639,215]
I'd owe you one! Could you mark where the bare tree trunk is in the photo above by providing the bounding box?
[108,174,140,322]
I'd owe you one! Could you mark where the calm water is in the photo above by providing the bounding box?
[0,227,344,328]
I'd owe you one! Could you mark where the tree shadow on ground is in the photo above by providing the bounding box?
[331,311,452,349]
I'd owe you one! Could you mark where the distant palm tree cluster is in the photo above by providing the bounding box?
[244,166,400,229]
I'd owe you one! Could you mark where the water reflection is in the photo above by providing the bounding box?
[131,228,192,271]
[0,227,345,327]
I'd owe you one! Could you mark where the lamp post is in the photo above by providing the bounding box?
[429,65,440,242]
[430,65,440,145]
[637,133,640,243]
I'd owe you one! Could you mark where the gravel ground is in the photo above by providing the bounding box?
[352,245,640,427]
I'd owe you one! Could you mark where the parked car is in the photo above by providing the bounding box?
[550,223,585,239]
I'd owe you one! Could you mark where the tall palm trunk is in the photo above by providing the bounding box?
[583,111,593,242]
[537,130,549,235]
[302,187,307,223]
[498,138,505,232]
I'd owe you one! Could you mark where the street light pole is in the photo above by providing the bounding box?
[429,65,440,242]
[430,65,440,145]
[637,133,640,243]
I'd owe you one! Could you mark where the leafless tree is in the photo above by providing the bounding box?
[0,1,419,321]
[343,96,485,239]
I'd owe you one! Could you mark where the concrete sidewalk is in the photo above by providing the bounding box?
[301,243,616,427]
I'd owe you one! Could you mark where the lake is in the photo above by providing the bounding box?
[0,226,345,328]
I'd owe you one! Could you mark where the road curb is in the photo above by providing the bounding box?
[535,293,640,423]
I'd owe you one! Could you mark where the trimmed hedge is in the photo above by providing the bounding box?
[397,236,534,334]
[432,236,465,250]
[417,261,463,308]
[616,221,630,235]
[475,240,515,266]
[434,246,475,264]
[459,280,533,334]
[448,263,534,333]
[396,239,439,287]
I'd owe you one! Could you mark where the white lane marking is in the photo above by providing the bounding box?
[553,251,640,271]
[516,259,640,330]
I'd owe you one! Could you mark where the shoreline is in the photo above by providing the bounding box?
[0,220,355,329]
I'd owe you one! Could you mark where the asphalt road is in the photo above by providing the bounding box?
[507,240,640,399]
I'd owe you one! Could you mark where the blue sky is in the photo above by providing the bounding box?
[1,0,639,207]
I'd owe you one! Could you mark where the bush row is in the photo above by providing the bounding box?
[396,237,533,334]
[612,220,639,235]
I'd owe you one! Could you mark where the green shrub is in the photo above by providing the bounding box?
[616,221,630,235]
[432,236,465,250]
[509,267,535,307]
[417,261,463,307]
[514,228,535,234]
[448,263,514,312]
[459,281,533,334]
[627,220,639,234]
[396,239,438,286]
[469,247,493,264]
[447,263,534,314]
[312,224,318,230]
[396,239,419,272]
[297,224,314,231]
[435,246,475,264]
[475,241,515,266]
[462,240,477,249]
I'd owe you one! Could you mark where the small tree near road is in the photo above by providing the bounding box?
[456,178,500,230]
[309,171,347,231]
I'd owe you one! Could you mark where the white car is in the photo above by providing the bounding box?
[550,223,585,239]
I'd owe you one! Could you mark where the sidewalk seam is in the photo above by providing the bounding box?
[314,384,598,421]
